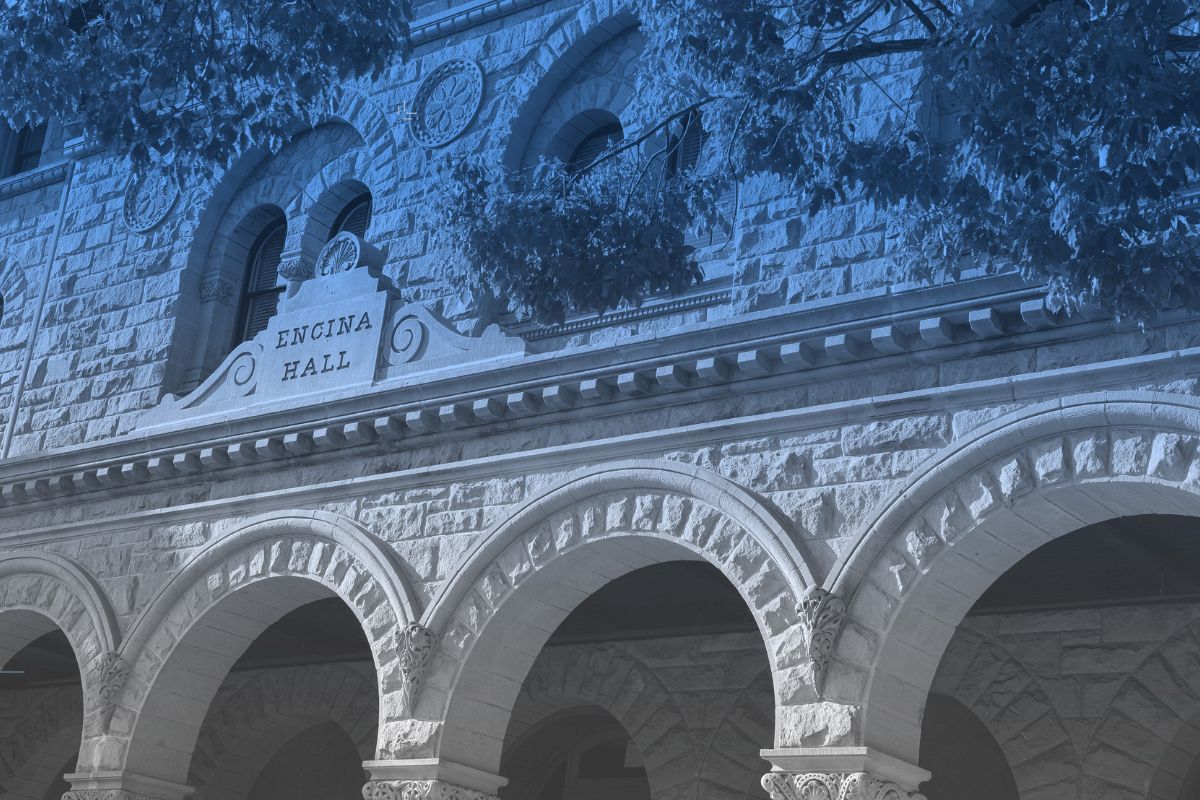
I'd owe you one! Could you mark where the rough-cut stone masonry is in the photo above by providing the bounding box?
[1,1,1199,798]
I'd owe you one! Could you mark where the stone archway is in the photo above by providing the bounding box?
[0,686,83,800]
[374,461,814,798]
[70,510,418,799]
[518,643,702,799]
[1093,615,1200,800]
[189,663,377,800]
[930,626,1077,797]
[824,393,1200,769]
[0,552,119,740]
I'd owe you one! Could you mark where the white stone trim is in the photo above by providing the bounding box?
[826,393,1200,764]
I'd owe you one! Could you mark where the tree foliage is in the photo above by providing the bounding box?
[436,0,1200,322]
[0,0,411,173]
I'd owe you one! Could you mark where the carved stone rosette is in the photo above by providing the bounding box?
[95,651,131,730]
[762,772,927,800]
[396,622,436,716]
[362,780,498,800]
[798,587,846,695]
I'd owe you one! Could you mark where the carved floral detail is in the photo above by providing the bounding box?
[123,170,180,233]
[62,791,163,800]
[408,59,485,148]
[798,587,845,695]
[95,651,130,730]
[396,621,436,716]
[761,772,926,800]
[317,232,363,277]
[199,278,234,304]
[362,781,496,800]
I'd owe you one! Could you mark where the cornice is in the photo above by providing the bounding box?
[0,274,1171,514]
[410,0,556,46]
[0,161,68,201]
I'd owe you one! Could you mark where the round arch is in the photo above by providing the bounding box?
[825,392,1200,764]
[421,460,815,782]
[519,643,702,799]
[498,1,638,172]
[88,510,419,789]
[0,686,83,800]
[0,551,119,745]
[189,663,376,800]
[296,150,376,271]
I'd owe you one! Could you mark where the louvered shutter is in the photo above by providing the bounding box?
[236,221,286,343]
[330,194,372,241]
[567,124,623,176]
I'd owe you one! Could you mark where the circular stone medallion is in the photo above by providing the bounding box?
[409,59,485,148]
[123,170,181,234]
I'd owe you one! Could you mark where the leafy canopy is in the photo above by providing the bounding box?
[0,0,412,173]
[435,0,1200,323]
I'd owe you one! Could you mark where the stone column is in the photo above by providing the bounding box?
[62,770,193,800]
[760,748,928,800]
[362,760,504,800]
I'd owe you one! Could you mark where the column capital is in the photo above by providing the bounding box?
[62,770,193,800]
[361,779,499,800]
[761,772,927,800]
[362,759,505,800]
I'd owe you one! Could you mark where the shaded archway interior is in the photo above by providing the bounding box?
[186,596,375,800]
[0,624,83,800]
[499,561,764,800]
[917,514,1200,799]
[972,514,1200,613]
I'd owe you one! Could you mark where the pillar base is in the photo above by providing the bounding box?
[760,748,928,800]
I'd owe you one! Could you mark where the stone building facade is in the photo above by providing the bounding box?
[1,2,1199,799]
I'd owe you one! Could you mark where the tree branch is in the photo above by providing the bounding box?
[901,0,938,35]
[823,37,932,64]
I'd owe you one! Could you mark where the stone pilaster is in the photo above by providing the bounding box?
[761,771,926,800]
[361,779,499,800]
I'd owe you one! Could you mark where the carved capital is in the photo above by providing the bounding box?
[63,792,163,800]
[798,587,846,695]
[362,780,498,800]
[396,622,436,717]
[198,277,234,304]
[761,772,926,800]
[94,651,131,730]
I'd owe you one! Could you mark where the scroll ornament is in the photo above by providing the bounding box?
[95,651,131,730]
[798,587,846,695]
[396,621,436,716]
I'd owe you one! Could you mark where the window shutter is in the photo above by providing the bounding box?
[235,219,286,344]
[568,124,623,176]
[330,194,372,241]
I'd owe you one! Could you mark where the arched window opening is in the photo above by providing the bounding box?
[234,217,286,345]
[566,120,624,177]
[328,191,372,241]
[2,122,48,178]
[665,111,704,178]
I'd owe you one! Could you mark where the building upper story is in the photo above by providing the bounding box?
[0,0,1193,507]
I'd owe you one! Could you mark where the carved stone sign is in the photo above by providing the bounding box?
[140,233,527,430]
[123,169,180,233]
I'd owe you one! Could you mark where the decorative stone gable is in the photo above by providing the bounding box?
[139,233,527,430]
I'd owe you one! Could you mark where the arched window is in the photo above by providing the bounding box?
[566,120,624,177]
[328,192,372,240]
[1,122,48,178]
[666,111,704,178]
[233,218,286,344]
